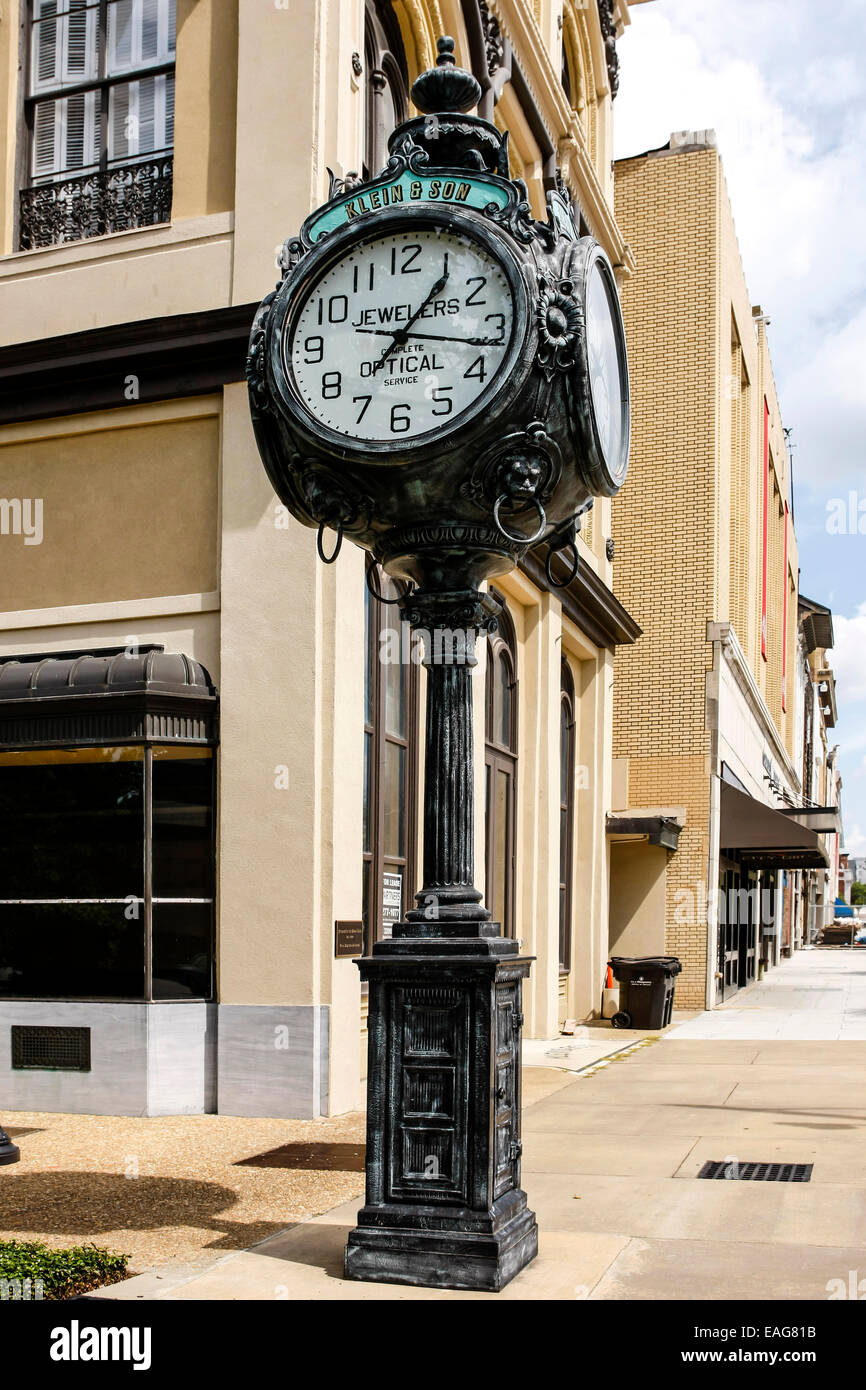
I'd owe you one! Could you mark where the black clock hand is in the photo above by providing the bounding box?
[355,327,504,347]
[372,272,449,370]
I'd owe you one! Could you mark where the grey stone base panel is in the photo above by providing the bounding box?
[216,1004,329,1118]
[344,1207,539,1292]
[0,1001,329,1118]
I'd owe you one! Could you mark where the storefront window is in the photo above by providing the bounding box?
[0,743,214,1001]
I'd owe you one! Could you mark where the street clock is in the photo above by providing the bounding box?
[248,34,630,591]
[246,33,634,1299]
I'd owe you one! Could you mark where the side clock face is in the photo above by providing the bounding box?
[581,250,630,493]
[286,227,516,447]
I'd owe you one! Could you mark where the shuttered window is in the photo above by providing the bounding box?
[27,0,176,183]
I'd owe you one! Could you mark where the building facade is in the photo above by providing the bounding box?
[0,0,640,1117]
[610,132,835,1009]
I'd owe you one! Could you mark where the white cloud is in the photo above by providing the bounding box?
[615,1,866,492]
[832,603,866,702]
[846,824,866,856]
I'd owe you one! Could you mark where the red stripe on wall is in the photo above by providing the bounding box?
[761,399,769,662]
[782,500,789,712]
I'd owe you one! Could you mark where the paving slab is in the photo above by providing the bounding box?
[523,1129,699,1178]
[589,1236,866,1301]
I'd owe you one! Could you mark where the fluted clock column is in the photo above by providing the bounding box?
[401,589,499,932]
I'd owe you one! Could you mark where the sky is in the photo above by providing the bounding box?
[614,0,866,856]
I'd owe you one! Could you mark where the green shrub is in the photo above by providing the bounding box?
[0,1239,129,1301]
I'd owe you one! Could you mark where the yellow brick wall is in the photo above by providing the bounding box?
[612,149,719,1006]
[612,145,801,1007]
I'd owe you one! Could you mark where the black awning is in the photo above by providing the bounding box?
[0,646,217,749]
[720,781,829,870]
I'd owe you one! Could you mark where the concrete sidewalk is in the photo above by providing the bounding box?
[94,949,866,1301]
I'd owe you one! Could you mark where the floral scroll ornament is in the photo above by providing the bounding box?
[536,274,582,379]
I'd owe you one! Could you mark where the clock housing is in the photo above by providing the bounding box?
[247,126,631,592]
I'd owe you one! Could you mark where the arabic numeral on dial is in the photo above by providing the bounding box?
[465,275,487,307]
[485,312,505,343]
[390,402,411,433]
[316,295,349,325]
[352,264,375,293]
[303,335,323,364]
[391,243,422,274]
[353,394,372,423]
[464,356,486,383]
[431,387,453,416]
[321,371,342,399]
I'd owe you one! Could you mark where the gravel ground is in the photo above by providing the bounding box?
[0,1110,366,1274]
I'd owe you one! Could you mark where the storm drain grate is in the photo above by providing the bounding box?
[698,1160,813,1183]
[11,1025,91,1072]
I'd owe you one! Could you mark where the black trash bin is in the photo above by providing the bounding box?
[608,956,682,1029]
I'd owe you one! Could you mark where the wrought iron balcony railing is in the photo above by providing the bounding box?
[18,157,173,252]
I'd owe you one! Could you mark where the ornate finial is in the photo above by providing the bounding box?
[411,35,482,114]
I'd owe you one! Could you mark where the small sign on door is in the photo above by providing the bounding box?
[382,871,402,939]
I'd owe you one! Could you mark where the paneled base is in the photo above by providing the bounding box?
[345,1201,538,1292]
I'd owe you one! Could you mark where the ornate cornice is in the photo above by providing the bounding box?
[486,0,633,275]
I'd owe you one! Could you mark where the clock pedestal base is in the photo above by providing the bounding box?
[345,933,537,1294]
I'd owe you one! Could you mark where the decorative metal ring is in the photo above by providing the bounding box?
[545,540,579,588]
[317,520,343,564]
[365,564,414,605]
[492,494,547,545]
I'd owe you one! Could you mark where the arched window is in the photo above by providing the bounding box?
[559,657,576,971]
[363,0,409,180]
[362,563,419,953]
[485,592,517,937]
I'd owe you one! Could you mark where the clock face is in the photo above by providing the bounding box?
[286,228,515,446]
[585,259,626,477]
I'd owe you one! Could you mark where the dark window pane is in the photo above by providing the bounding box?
[493,767,510,923]
[383,740,405,859]
[0,903,144,999]
[561,701,570,801]
[363,731,373,854]
[498,655,512,748]
[362,859,371,955]
[151,753,214,898]
[0,755,144,898]
[364,584,376,727]
[151,902,213,999]
[383,606,406,737]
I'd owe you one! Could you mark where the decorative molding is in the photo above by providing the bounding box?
[0,592,220,635]
[487,0,633,273]
[520,546,640,650]
[708,621,800,794]
[0,304,257,425]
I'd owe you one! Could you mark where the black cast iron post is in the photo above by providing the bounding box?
[343,587,538,1291]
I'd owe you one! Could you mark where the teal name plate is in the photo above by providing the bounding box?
[307,171,509,242]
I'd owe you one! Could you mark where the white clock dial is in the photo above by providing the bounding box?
[287,228,515,445]
[586,260,624,472]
